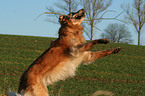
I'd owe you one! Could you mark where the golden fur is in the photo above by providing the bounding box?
[17,9,121,96]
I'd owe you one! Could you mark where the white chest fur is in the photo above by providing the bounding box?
[43,52,86,85]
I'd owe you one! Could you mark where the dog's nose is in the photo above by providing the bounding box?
[81,9,84,10]
[81,9,85,11]
[80,9,85,13]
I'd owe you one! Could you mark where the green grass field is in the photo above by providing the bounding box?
[0,34,145,96]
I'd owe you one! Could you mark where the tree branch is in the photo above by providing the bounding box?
[100,10,116,18]
[114,10,125,18]
[84,18,127,24]
[84,10,127,24]
[34,12,67,21]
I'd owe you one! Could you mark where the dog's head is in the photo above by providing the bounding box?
[59,9,85,26]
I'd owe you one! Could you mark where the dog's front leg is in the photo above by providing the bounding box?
[78,39,110,51]
[83,47,121,64]
[93,39,110,44]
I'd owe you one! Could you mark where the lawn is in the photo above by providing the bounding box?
[0,34,145,96]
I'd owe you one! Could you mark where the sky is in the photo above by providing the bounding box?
[0,0,145,45]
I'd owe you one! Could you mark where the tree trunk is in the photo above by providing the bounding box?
[90,19,95,40]
[117,39,120,43]
[69,0,71,13]
[90,22,94,40]
[138,31,140,45]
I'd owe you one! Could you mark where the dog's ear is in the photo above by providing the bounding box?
[59,16,63,22]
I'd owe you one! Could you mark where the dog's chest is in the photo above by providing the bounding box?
[43,54,84,85]
[68,32,84,45]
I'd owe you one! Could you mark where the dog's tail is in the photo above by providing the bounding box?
[8,88,22,96]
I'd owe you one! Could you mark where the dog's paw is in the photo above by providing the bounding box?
[92,39,110,44]
[102,39,110,44]
[112,47,121,54]
[97,39,110,44]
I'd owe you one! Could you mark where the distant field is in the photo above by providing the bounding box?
[0,34,145,96]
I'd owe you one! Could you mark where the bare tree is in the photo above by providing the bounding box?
[39,0,123,40]
[46,0,79,24]
[121,0,145,45]
[80,0,112,40]
[101,23,133,43]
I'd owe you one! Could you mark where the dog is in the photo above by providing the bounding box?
[50,9,86,48]
[10,9,121,96]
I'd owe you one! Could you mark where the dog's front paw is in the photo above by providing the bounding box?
[97,39,110,44]
[112,47,121,54]
[102,39,110,44]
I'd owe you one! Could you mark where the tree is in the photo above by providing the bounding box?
[46,0,79,24]
[101,23,133,43]
[41,0,123,40]
[80,0,112,40]
[121,0,145,45]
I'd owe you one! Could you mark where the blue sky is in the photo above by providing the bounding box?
[0,0,145,45]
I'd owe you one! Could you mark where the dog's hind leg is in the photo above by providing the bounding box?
[33,83,49,96]
[83,47,121,64]
[23,83,49,96]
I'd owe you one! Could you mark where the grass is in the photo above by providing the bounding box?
[0,34,145,96]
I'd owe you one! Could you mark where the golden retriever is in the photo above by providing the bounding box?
[16,9,121,96]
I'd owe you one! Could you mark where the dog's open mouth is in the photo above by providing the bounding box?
[69,9,85,19]
[74,9,85,19]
